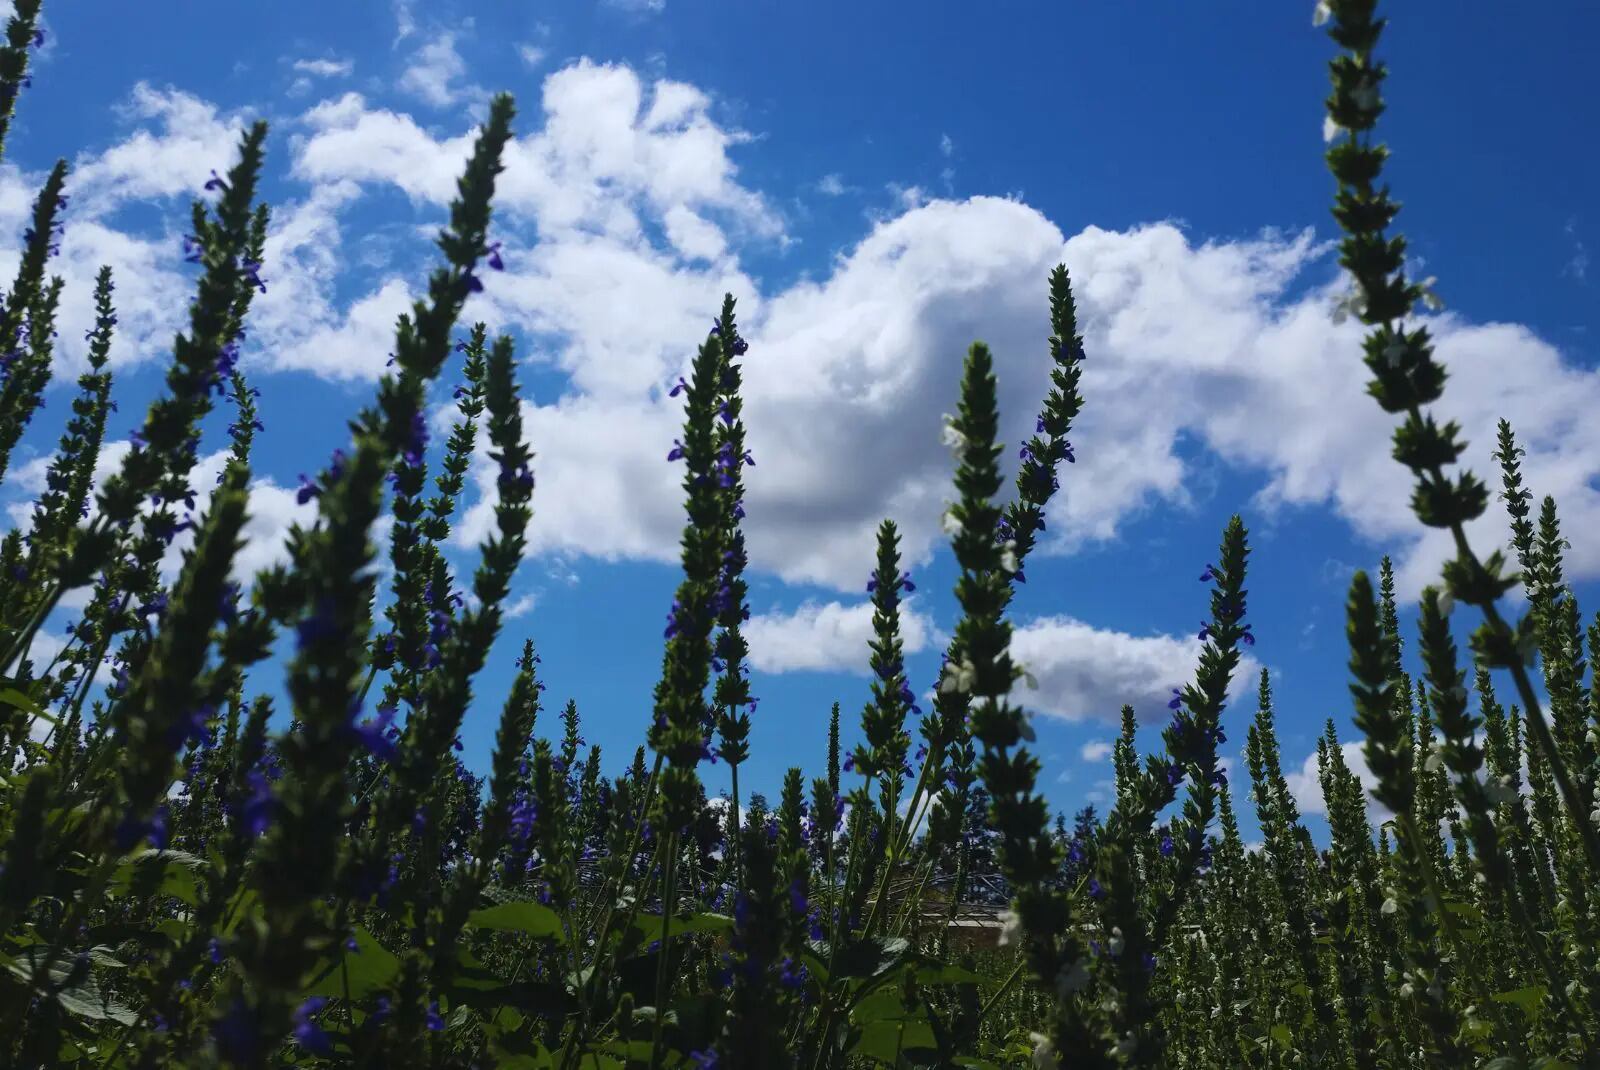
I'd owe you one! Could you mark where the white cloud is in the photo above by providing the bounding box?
[393,0,417,44]
[292,57,354,78]
[518,44,548,69]
[33,61,1600,610]
[1283,740,1386,820]
[817,174,847,197]
[660,204,727,262]
[263,276,415,381]
[939,133,953,158]
[1079,740,1114,763]
[1008,614,1262,724]
[602,0,666,12]
[744,597,940,675]
[398,34,471,109]
[70,83,251,216]
[1564,217,1588,282]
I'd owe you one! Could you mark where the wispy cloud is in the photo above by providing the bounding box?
[292,57,354,78]
[1564,216,1589,282]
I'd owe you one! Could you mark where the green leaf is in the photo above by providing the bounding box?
[830,935,910,981]
[468,899,565,940]
[850,987,907,1027]
[629,911,734,943]
[107,849,207,907]
[1491,985,1547,1025]
[303,927,400,999]
[0,686,57,726]
[851,1018,937,1065]
[56,981,138,1025]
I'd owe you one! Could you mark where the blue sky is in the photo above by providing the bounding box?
[2,0,1596,843]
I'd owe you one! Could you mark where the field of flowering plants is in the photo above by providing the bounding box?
[0,0,1596,1066]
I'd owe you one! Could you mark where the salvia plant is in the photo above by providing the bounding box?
[0,0,1595,1066]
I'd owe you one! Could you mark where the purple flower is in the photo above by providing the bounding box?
[1159,832,1174,857]
[296,600,339,650]
[426,1001,444,1032]
[240,259,266,293]
[293,998,331,1055]
[667,439,686,462]
[669,376,689,398]
[353,703,399,761]
[485,242,505,271]
[240,770,275,837]
[690,1050,719,1070]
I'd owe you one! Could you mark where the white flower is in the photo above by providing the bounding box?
[1381,335,1407,368]
[1331,287,1366,325]
[1485,774,1517,805]
[1108,926,1125,956]
[1000,540,1019,574]
[1312,0,1332,27]
[1424,742,1445,774]
[939,656,977,695]
[1055,958,1092,999]
[1381,895,1399,915]
[1029,1032,1061,1070]
[1017,664,1039,691]
[940,413,966,456]
[1417,275,1445,311]
[1399,981,1415,998]
[998,909,1023,947]
[1323,115,1343,144]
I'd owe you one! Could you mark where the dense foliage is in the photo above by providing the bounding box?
[0,0,1596,1066]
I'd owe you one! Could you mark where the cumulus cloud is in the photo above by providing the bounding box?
[19,57,1600,611]
[71,83,251,216]
[744,597,940,675]
[398,34,472,109]
[1007,614,1262,724]
[1079,740,1114,763]
[1284,740,1385,819]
